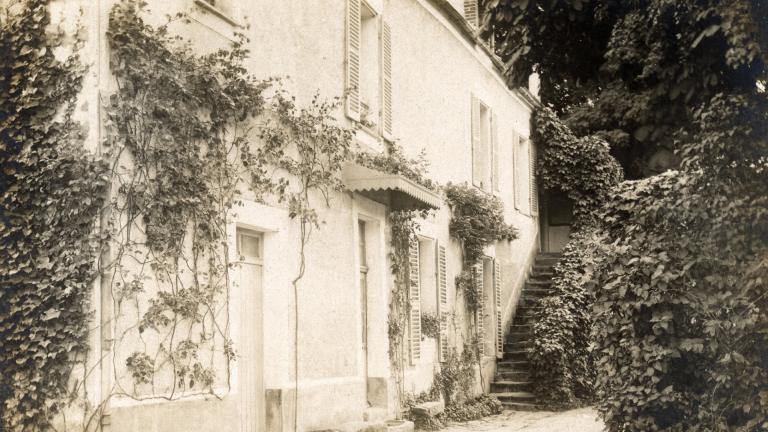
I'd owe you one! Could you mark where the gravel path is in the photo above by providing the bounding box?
[440,408,604,432]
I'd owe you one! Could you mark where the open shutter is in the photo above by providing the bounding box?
[494,260,503,358]
[464,0,478,27]
[380,20,393,140]
[346,0,361,121]
[491,112,499,193]
[408,238,421,364]
[436,244,448,362]
[512,132,520,210]
[471,96,482,188]
[529,141,539,215]
[472,262,484,356]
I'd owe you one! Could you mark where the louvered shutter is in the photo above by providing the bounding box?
[491,112,499,193]
[512,132,520,210]
[436,244,448,362]
[464,0,478,27]
[380,20,393,140]
[472,262,484,356]
[529,141,539,215]
[471,96,482,188]
[346,0,361,121]
[494,260,503,358]
[408,238,421,364]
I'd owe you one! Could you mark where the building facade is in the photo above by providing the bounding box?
[54,0,542,430]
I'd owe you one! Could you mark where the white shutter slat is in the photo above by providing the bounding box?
[471,96,482,188]
[464,0,478,27]
[492,112,500,193]
[494,260,503,358]
[513,131,520,211]
[409,238,421,364]
[529,141,539,215]
[437,244,448,362]
[473,262,484,356]
[380,20,393,140]
[346,0,361,121]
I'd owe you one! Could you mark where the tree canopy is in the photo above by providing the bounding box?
[482,0,767,177]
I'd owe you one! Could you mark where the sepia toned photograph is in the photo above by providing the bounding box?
[0,0,766,431]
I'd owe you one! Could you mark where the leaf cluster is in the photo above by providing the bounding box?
[444,183,519,264]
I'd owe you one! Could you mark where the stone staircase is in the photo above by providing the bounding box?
[490,252,560,410]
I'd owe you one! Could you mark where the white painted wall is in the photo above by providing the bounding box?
[49,0,541,430]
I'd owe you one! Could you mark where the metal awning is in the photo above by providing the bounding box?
[342,163,442,211]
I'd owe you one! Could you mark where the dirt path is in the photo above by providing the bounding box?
[440,407,604,432]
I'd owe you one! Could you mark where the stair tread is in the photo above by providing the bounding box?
[491,391,537,398]
[492,380,532,385]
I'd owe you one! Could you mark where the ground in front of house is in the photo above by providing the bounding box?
[440,407,604,432]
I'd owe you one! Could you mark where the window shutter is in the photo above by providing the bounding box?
[408,238,421,364]
[464,0,478,27]
[472,262,484,356]
[491,112,499,193]
[512,131,520,210]
[346,0,361,121]
[471,96,482,188]
[529,141,539,215]
[436,244,448,362]
[380,20,393,140]
[494,260,503,358]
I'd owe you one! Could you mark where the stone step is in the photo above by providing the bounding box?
[496,370,531,381]
[535,256,561,266]
[503,340,531,350]
[532,264,555,273]
[500,401,543,411]
[502,350,528,361]
[491,380,533,393]
[496,360,530,369]
[491,391,538,403]
[506,332,531,342]
[538,252,563,258]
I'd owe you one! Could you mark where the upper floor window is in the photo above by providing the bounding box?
[471,96,499,192]
[195,0,239,26]
[346,0,393,140]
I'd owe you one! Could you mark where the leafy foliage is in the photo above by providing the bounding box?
[590,92,768,431]
[438,394,503,422]
[433,346,478,407]
[420,312,442,340]
[0,1,108,430]
[528,232,597,407]
[356,142,439,192]
[444,183,518,264]
[483,0,768,178]
[532,107,623,228]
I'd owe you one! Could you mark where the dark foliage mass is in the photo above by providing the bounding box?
[484,1,767,430]
[0,1,107,429]
[483,0,767,178]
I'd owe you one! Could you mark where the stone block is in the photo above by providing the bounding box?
[411,400,444,417]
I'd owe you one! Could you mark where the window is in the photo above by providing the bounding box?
[346,0,393,138]
[471,96,498,192]
[408,237,422,364]
[195,0,239,25]
[529,141,539,215]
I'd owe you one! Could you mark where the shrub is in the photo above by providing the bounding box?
[439,394,503,422]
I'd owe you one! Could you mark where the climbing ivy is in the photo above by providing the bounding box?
[0,2,108,430]
[443,183,518,265]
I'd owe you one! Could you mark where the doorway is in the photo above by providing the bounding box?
[540,191,573,252]
[237,229,265,432]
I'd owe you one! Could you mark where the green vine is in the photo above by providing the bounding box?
[0,2,108,430]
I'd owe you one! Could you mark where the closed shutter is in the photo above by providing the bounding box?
[437,244,448,362]
[380,20,393,140]
[464,0,478,27]
[512,131,520,210]
[529,141,539,215]
[346,0,361,121]
[408,238,421,364]
[471,96,482,188]
[494,260,503,358]
[491,112,499,193]
[472,262,484,356]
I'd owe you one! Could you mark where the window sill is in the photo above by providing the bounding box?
[193,0,242,28]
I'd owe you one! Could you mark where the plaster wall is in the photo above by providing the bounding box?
[50,0,542,430]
